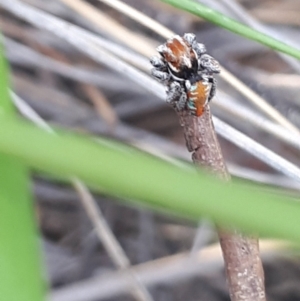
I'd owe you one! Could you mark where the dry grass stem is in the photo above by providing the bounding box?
[227,164,300,190]
[218,68,299,135]
[57,0,156,57]
[5,38,145,93]
[213,116,300,182]
[252,9,300,26]
[81,84,118,128]
[50,239,287,301]
[214,93,300,151]
[255,72,300,88]
[73,180,154,301]
[95,0,174,38]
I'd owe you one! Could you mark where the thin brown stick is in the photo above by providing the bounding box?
[177,107,266,301]
[73,180,154,301]
[81,84,118,129]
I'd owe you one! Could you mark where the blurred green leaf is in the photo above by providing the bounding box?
[161,0,300,60]
[0,39,44,301]
[0,117,299,243]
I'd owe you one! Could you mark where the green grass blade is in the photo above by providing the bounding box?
[0,118,299,242]
[161,0,300,60]
[0,39,44,301]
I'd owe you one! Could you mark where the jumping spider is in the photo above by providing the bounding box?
[150,33,220,116]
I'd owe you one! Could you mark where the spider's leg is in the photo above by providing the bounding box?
[166,81,182,105]
[199,54,220,74]
[184,33,206,58]
[207,76,217,102]
[150,56,167,71]
[183,33,196,46]
[156,44,169,56]
[176,90,187,111]
[194,43,207,57]
[151,69,170,83]
[167,81,189,112]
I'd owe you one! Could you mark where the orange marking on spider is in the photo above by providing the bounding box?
[186,80,210,117]
[162,35,198,78]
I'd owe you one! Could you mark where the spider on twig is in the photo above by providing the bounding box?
[150,33,220,117]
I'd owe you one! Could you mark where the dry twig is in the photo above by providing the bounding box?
[81,84,118,129]
[177,107,266,301]
[148,30,266,298]
[73,180,154,301]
